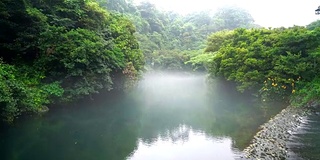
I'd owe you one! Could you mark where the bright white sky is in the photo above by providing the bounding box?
[133,0,320,28]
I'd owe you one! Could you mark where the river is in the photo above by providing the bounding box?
[0,72,286,160]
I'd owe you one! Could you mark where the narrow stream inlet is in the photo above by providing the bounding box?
[0,72,286,160]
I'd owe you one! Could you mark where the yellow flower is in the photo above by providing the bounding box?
[292,90,296,93]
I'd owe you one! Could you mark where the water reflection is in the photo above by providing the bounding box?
[128,125,240,160]
[0,72,285,160]
[132,72,284,151]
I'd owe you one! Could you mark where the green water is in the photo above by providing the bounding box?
[0,72,285,160]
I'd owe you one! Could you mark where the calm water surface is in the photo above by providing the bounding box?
[0,72,285,160]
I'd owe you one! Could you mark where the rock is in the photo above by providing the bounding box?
[243,106,306,159]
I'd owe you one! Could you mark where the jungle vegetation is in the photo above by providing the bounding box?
[1,0,319,123]
[100,0,257,70]
[190,26,320,106]
[0,0,144,122]
[101,0,320,108]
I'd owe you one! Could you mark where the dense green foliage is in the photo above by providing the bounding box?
[99,0,257,70]
[2,0,317,123]
[0,61,64,122]
[0,0,144,122]
[200,25,320,105]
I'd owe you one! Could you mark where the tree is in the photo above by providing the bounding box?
[0,0,144,122]
[204,26,320,104]
[213,7,255,30]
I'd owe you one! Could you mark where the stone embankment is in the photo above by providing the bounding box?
[242,106,309,160]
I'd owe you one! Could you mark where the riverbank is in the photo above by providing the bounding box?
[242,106,311,159]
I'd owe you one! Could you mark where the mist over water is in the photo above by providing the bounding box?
[136,72,208,110]
[0,72,286,160]
[127,72,285,159]
[129,72,241,159]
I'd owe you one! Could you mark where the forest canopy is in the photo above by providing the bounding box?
[1,0,319,123]
[100,0,258,70]
[0,0,144,122]
[195,26,320,105]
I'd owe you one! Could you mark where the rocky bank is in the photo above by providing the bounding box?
[242,106,309,160]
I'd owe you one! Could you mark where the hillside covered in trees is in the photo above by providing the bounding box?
[0,0,259,123]
[1,0,320,123]
[100,0,320,109]
[100,0,257,70]
[191,25,320,106]
[0,0,144,122]
[73,0,320,108]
